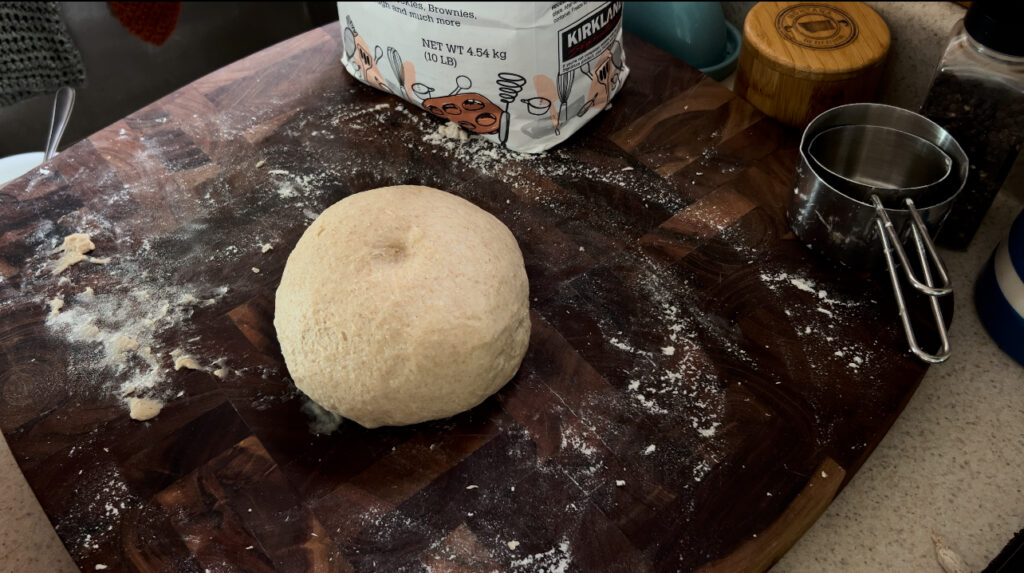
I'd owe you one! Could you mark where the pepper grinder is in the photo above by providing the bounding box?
[920,1,1024,249]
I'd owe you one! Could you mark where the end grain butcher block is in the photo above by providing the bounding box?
[0,24,932,572]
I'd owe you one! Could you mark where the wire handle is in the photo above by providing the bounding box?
[872,195,952,297]
[872,195,952,363]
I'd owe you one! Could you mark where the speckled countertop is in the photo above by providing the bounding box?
[776,177,1024,573]
[3,3,1023,572]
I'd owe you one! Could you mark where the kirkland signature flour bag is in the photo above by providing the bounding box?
[338,2,629,153]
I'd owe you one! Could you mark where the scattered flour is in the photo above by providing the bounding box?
[301,398,343,435]
[759,271,876,373]
[43,256,230,411]
[607,337,635,352]
[276,184,297,198]
[509,539,571,573]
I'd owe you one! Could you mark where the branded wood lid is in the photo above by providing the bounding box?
[735,2,890,126]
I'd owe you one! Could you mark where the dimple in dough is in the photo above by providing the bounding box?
[274,185,531,429]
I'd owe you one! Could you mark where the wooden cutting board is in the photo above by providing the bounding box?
[0,24,934,572]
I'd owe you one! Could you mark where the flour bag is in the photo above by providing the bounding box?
[338,2,629,153]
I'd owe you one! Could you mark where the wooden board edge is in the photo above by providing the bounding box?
[696,457,847,573]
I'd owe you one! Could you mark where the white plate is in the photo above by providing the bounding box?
[0,152,45,187]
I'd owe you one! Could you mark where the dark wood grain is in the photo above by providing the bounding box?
[0,24,934,572]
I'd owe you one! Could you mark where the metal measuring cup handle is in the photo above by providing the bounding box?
[872,195,952,363]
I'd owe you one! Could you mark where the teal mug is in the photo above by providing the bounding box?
[623,2,740,80]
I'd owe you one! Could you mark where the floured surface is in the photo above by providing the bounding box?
[0,26,933,573]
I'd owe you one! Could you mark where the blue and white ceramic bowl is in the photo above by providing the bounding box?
[976,208,1024,366]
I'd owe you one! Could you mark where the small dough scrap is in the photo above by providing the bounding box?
[144,301,171,325]
[51,233,95,275]
[104,334,140,366]
[438,120,469,141]
[55,233,95,254]
[75,323,101,339]
[251,267,260,274]
[51,251,88,274]
[127,397,163,421]
[170,349,201,371]
[110,334,139,353]
[88,257,111,265]
[79,287,95,300]
[47,296,64,316]
[175,356,201,370]
[260,243,273,253]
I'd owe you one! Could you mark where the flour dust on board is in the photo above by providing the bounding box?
[338,2,629,153]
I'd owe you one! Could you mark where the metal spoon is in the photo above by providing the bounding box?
[44,87,75,160]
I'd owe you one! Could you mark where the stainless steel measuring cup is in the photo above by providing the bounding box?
[808,124,954,208]
[788,103,969,363]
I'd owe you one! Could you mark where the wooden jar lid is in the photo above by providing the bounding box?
[735,2,890,127]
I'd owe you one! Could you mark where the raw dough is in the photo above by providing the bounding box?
[51,233,95,275]
[274,185,530,428]
[169,349,201,371]
[437,121,469,141]
[127,397,163,421]
[47,296,64,316]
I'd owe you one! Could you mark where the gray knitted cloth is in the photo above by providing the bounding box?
[0,2,85,107]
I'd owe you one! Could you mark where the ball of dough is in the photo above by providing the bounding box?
[274,185,531,428]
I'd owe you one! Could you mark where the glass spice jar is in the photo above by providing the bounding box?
[919,1,1024,249]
